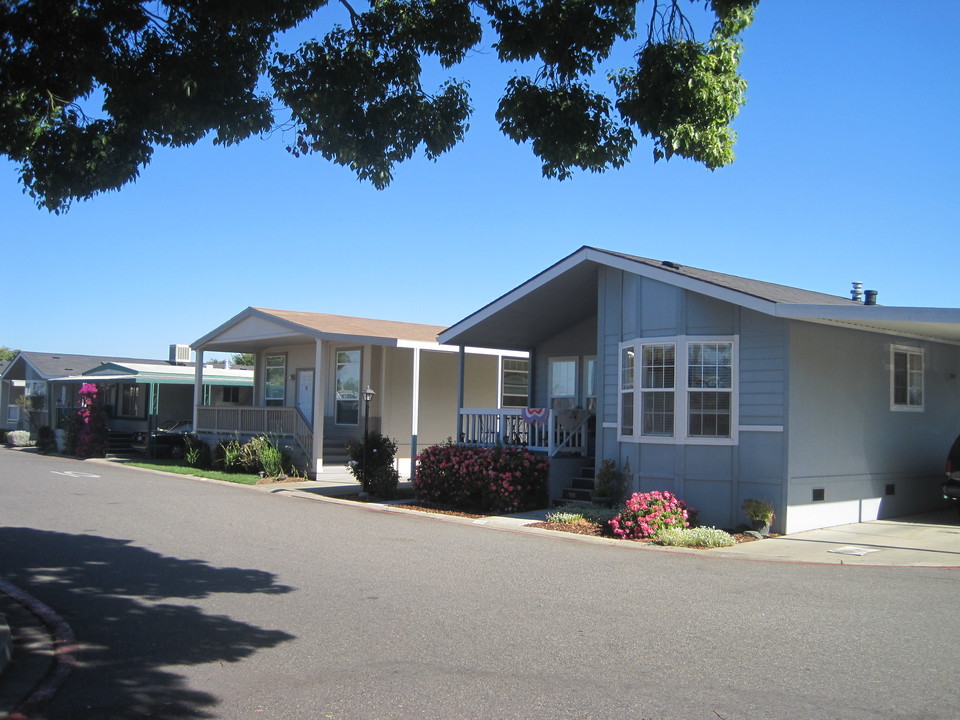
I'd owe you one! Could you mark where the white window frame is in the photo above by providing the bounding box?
[890,345,924,412]
[618,346,635,439]
[618,335,738,445]
[549,357,578,410]
[264,354,286,407]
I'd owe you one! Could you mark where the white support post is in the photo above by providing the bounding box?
[192,348,203,432]
[312,339,325,475]
[410,347,421,480]
[457,346,465,443]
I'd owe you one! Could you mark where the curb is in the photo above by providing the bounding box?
[0,580,78,720]
[0,611,10,675]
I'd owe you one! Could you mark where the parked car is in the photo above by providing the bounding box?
[135,420,193,459]
[945,433,960,516]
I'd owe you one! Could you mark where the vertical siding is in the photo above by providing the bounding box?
[598,269,790,529]
[739,310,788,426]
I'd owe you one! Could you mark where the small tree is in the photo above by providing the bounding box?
[230,353,255,367]
[347,433,400,499]
[75,383,109,458]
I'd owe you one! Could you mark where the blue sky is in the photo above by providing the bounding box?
[2,1,958,360]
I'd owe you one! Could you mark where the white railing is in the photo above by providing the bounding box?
[458,408,591,457]
[195,406,313,460]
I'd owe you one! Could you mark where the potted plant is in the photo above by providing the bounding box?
[742,498,775,534]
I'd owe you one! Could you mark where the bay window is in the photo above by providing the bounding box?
[620,337,736,443]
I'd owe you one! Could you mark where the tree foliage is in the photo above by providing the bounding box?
[0,346,18,361]
[0,0,757,212]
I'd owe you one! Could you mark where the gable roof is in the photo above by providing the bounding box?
[439,246,960,349]
[193,307,447,353]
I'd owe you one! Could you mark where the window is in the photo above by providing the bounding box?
[335,349,361,425]
[549,358,577,410]
[620,337,736,443]
[501,358,529,408]
[687,342,732,437]
[583,357,598,413]
[641,343,675,436]
[891,346,923,410]
[619,347,635,437]
[222,386,240,403]
[265,354,286,406]
[120,383,146,418]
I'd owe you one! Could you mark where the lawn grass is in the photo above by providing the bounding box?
[125,459,261,485]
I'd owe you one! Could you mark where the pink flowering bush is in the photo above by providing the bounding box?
[414,440,549,513]
[609,490,690,540]
[74,383,109,458]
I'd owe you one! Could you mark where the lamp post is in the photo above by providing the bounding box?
[361,386,376,496]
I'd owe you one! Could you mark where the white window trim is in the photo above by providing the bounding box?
[549,356,579,409]
[618,335,739,446]
[890,344,924,412]
[618,345,635,440]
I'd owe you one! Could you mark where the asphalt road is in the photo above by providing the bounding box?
[1,449,958,719]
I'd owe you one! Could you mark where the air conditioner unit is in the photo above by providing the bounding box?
[169,344,192,364]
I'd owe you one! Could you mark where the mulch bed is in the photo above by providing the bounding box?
[340,496,768,545]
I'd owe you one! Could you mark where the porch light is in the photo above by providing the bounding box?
[362,386,376,404]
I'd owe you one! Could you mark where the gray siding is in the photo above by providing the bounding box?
[598,269,789,530]
[785,322,960,532]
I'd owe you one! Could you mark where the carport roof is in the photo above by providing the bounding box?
[0,351,189,381]
[438,246,960,349]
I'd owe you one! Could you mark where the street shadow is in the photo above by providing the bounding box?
[0,527,295,719]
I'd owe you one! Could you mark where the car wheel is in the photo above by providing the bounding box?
[170,445,185,460]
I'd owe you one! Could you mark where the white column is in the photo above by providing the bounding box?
[409,347,421,479]
[192,347,203,431]
[312,339,325,475]
[456,346,466,442]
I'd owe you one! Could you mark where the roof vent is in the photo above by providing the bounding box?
[661,261,682,270]
[864,290,878,306]
[850,281,863,303]
[169,344,191,364]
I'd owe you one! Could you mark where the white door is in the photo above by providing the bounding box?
[297,370,314,424]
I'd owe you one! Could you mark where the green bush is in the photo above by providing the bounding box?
[347,432,400,498]
[36,426,57,454]
[552,501,620,525]
[218,436,245,472]
[656,526,736,548]
[184,434,212,469]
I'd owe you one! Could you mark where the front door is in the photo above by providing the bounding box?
[297,370,314,425]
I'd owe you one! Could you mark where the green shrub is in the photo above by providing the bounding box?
[6,430,32,447]
[554,501,620,525]
[656,526,736,548]
[219,436,245,472]
[0,429,7,443]
[347,432,400,498]
[184,434,212,469]
[36,426,57,454]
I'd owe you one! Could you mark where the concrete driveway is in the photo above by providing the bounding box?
[711,508,960,566]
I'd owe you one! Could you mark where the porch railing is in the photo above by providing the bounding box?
[195,406,313,462]
[457,408,591,457]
